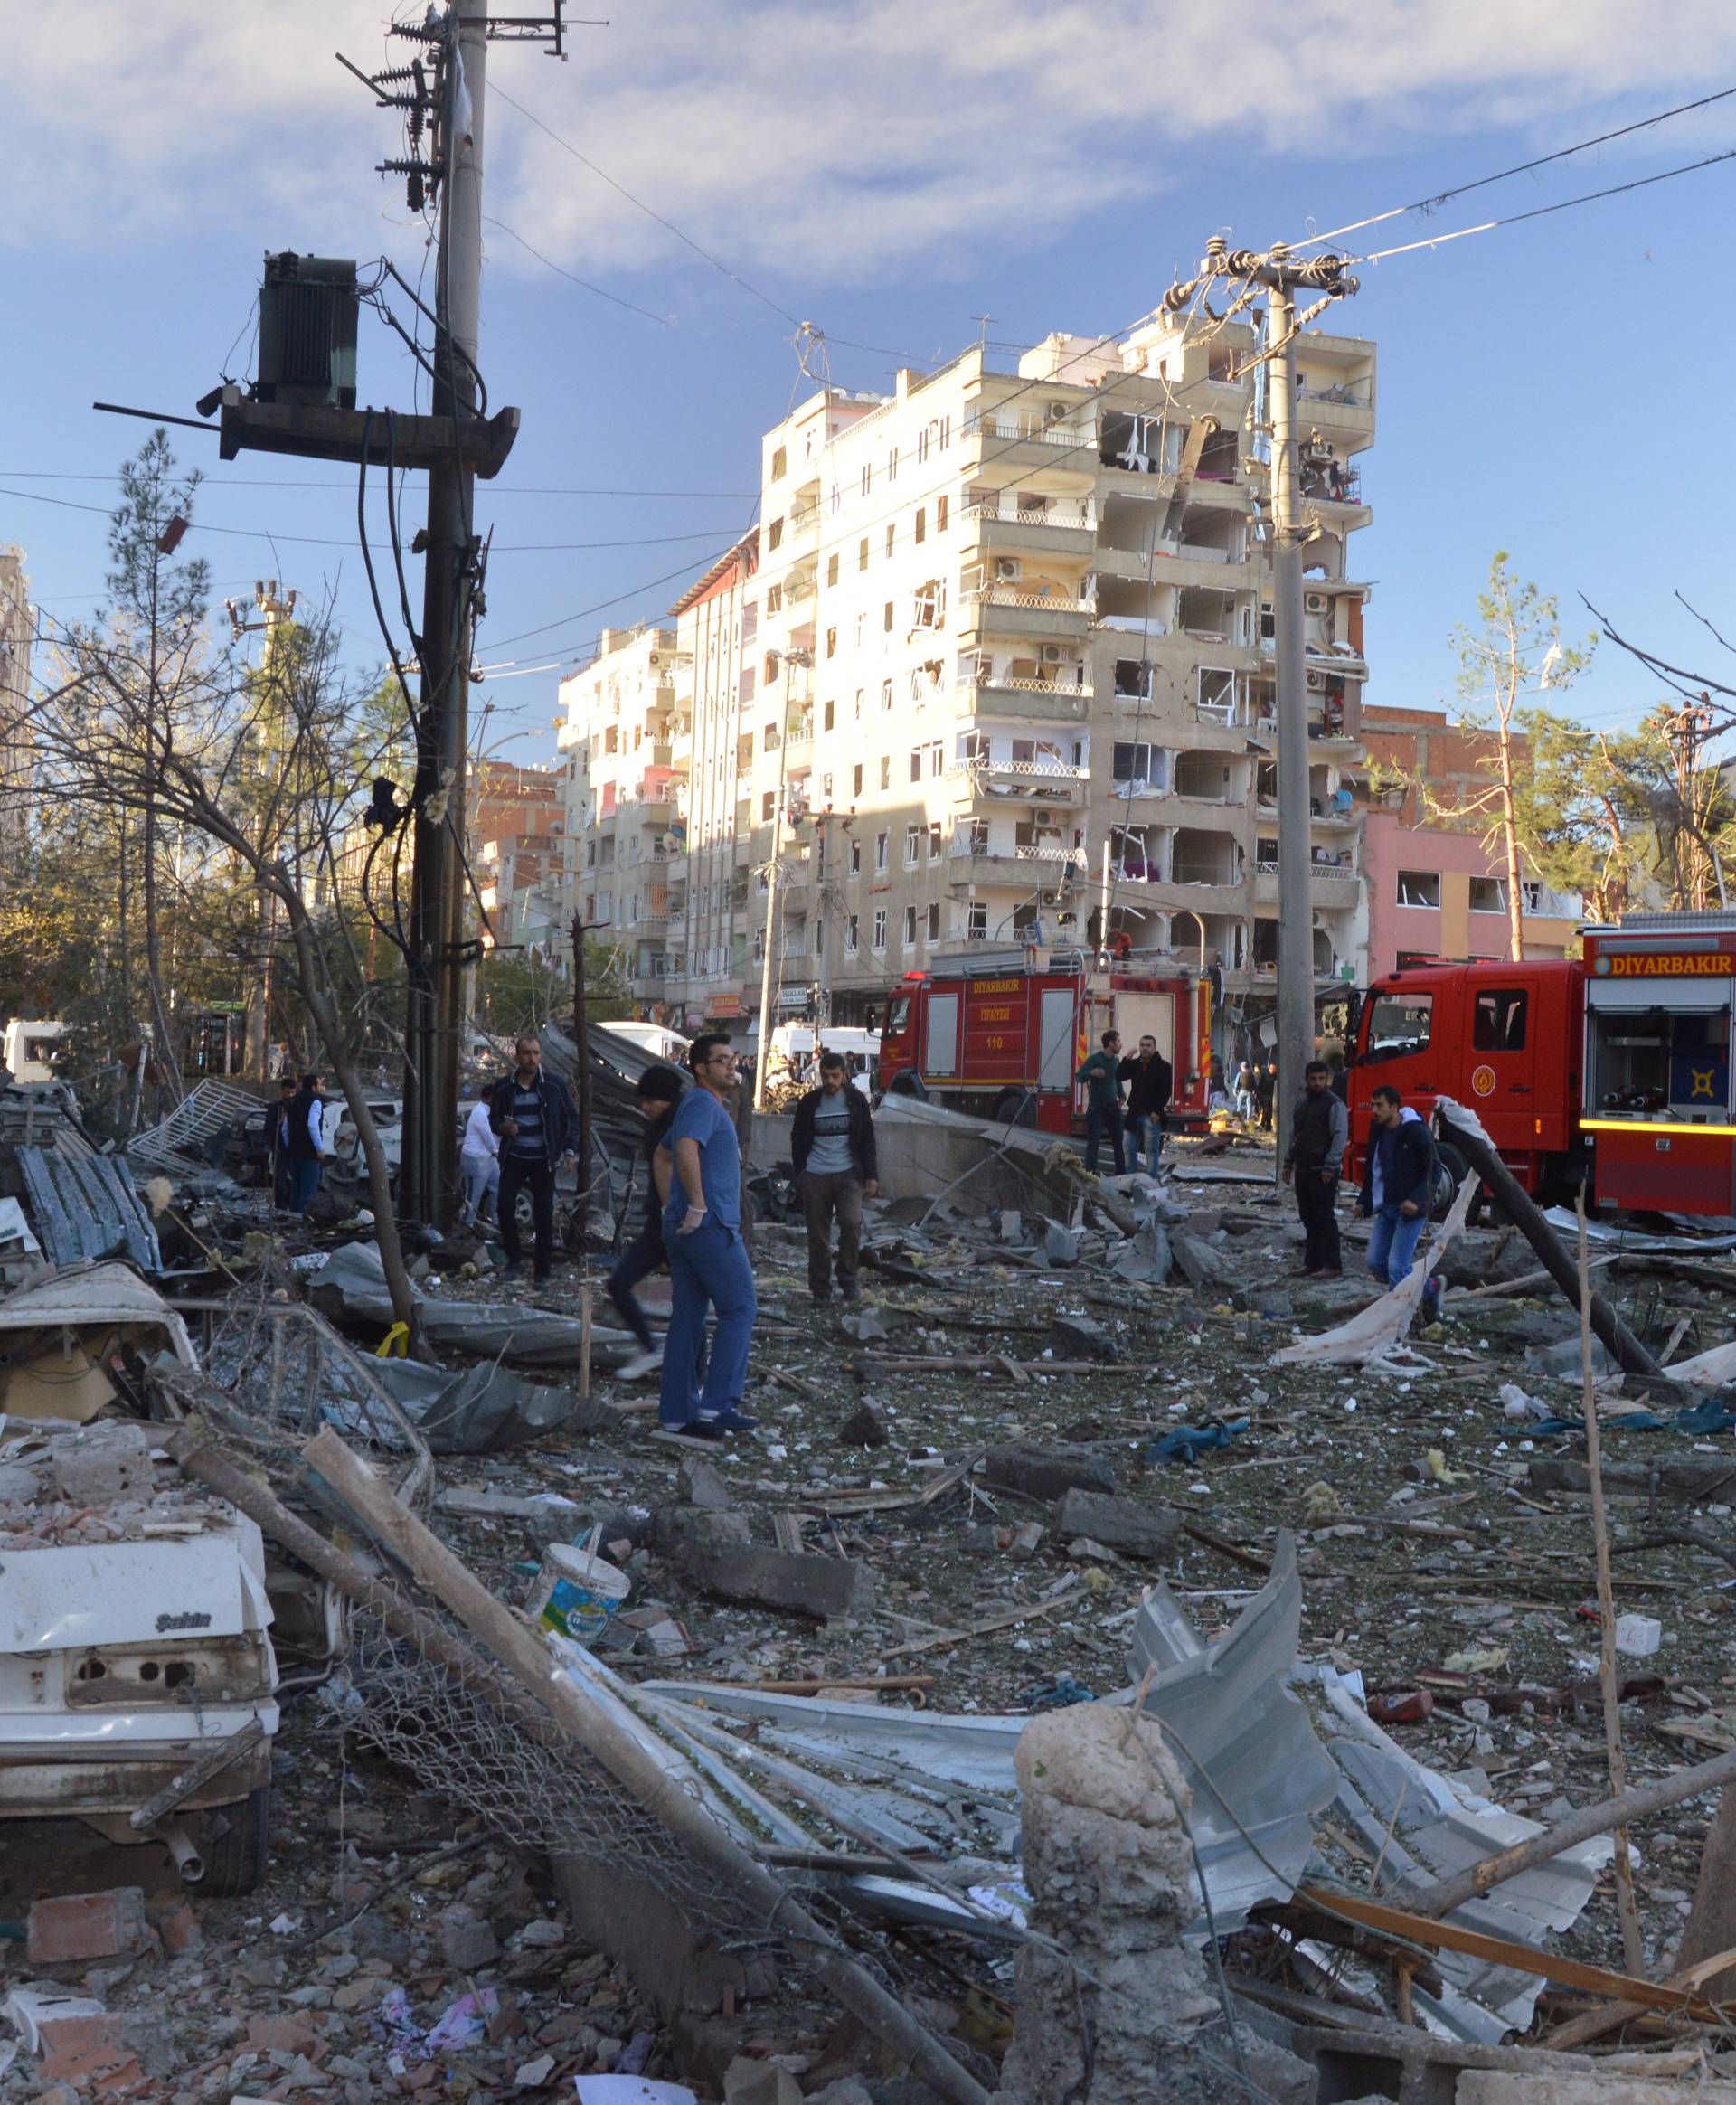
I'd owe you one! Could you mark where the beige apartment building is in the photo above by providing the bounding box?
[559,304,1377,1043]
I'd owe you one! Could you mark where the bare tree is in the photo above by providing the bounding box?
[33,565,425,1342]
[1421,554,1594,959]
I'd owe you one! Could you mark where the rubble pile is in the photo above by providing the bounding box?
[5,1100,1736,2100]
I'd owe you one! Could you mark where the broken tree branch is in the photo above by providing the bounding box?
[1406,1743,1736,1921]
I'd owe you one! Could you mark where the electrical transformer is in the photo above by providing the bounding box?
[257,253,358,410]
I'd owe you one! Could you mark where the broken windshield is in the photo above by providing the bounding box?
[1363,989,1432,1062]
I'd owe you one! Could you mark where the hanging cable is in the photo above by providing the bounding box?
[1297,80,1736,249]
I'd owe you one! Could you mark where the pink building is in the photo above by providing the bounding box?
[1362,808,1579,977]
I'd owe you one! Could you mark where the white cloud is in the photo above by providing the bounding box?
[10,0,1736,287]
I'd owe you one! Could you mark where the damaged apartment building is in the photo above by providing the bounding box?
[561,304,1376,1042]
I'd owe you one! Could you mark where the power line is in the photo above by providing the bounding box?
[0,483,748,554]
[482,212,680,327]
[487,82,922,363]
[1351,142,1736,264]
[0,469,760,497]
[1299,80,1736,249]
[491,81,804,329]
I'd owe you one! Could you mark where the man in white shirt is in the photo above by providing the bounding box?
[458,1092,500,1227]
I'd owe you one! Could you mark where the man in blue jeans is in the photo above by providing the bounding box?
[1076,1029,1126,1175]
[1359,1082,1436,1289]
[656,1034,758,1438]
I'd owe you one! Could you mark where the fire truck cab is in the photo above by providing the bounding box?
[878,947,1211,1137]
[1349,913,1736,1214]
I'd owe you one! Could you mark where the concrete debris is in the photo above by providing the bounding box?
[981,1440,1118,1501]
[998,1705,1215,2102]
[1049,1487,1179,1558]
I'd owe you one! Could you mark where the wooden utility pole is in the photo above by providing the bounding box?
[401,0,487,1229]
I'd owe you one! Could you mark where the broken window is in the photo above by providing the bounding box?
[1396,870,1440,909]
[1365,990,1433,1062]
[927,901,940,939]
[766,517,784,552]
[1468,875,1508,914]
[912,579,946,629]
[1473,989,1529,1052]
[967,901,987,939]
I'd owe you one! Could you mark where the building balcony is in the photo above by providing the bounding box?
[960,497,1095,556]
[962,415,1096,476]
[964,587,1095,640]
[1253,861,1359,909]
[948,842,1084,887]
[1296,387,1375,444]
[955,674,1090,721]
[948,759,1090,807]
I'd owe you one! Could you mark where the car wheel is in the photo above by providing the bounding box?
[193,1784,271,1896]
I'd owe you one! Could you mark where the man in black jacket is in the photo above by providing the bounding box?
[487,1037,578,1283]
[791,1050,879,1304]
[285,1073,329,1215]
[1359,1083,1437,1289]
[1118,1033,1173,1172]
[1281,1060,1350,1277]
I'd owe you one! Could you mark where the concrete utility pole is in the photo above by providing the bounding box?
[570,911,595,1242]
[1180,240,1355,1162]
[402,0,487,1226]
[751,648,810,1110]
[1265,267,1314,1164]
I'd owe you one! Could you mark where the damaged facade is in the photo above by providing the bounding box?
[560,310,1378,1048]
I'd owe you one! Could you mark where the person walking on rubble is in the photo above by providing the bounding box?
[1256,1057,1278,1132]
[656,1034,758,1437]
[269,1072,298,1210]
[285,1072,330,1216]
[792,1048,880,1306]
[1118,1031,1173,1173]
[1076,1028,1126,1175]
[458,1090,500,1228]
[1360,1082,1437,1290]
[1232,1057,1258,1125]
[488,1037,578,1285]
[607,1062,686,1381]
[1281,1059,1348,1278]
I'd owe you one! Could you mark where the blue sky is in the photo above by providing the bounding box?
[9,1,1736,764]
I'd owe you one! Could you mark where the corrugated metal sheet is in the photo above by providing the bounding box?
[16,1146,162,1272]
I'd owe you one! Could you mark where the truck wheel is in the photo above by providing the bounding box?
[992,1089,1033,1128]
[193,1785,271,1897]
[1435,1139,1499,1226]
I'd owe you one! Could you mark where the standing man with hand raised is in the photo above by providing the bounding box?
[657,1034,759,1437]
[1118,1032,1173,1174]
[488,1036,577,1285]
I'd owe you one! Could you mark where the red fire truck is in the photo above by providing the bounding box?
[877,948,1212,1137]
[1349,913,1736,1214]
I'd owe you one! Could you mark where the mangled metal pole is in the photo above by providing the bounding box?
[1434,1102,1661,1380]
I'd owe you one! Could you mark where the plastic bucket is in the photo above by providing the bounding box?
[528,1540,631,1644]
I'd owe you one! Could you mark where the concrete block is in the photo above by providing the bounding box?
[50,1421,152,1505]
[27,1887,151,1965]
[675,1456,734,1509]
[722,2056,803,2104]
[438,1906,500,1971]
[1170,1226,1237,1292]
[651,1506,752,1560]
[982,1442,1117,1502]
[681,1542,875,1619]
[1049,1489,1179,1560]
[1044,1313,1120,1363]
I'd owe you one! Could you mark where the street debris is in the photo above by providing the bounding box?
[4,1094,1736,2103]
